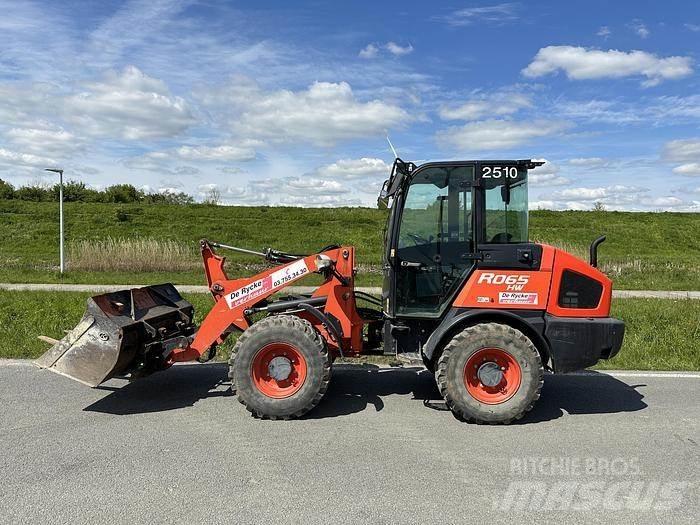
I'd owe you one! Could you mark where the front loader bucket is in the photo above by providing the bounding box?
[35,284,195,387]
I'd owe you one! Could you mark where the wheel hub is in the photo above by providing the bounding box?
[477,362,503,387]
[268,356,292,381]
[251,342,308,399]
[463,347,522,405]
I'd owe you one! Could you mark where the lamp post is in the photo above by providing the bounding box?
[45,168,64,273]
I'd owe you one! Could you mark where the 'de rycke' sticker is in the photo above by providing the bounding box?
[225,259,309,309]
[498,292,538,305]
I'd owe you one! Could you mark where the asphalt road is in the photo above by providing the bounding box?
[1,361,698,524]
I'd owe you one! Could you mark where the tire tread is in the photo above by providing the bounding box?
[435,322,543,424]
[228,314,331,419]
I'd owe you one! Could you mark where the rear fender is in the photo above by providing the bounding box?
[422,309,551,368]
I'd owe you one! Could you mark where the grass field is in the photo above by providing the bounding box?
[1,200,699,290]
[1,290,697,370]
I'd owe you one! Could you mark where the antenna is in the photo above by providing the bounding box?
[386,135,398,159]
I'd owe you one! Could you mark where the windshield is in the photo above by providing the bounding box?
[482,168,528,244]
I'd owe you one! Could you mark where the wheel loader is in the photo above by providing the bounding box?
[36,159,625,424]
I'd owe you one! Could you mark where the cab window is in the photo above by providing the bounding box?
[483,175,528,244]
[395,166,474,316]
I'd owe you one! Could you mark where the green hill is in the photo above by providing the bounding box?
[1,200,698,289]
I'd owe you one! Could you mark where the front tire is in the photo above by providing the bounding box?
[435,323,543,424]
[229,315,331,419]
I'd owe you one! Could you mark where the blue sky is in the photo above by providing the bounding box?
[1,0,699,210]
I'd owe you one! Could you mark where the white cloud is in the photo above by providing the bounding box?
[530,200,559,210]
[553,99,640,124]
[312,157,390,179]
[173,143,257,162]
[439,92,532,121]
[554,95,700,126]
[568,157,610,167]
[359,42,413,59]
[641,196,683,207]
[244,176,349,198]
[359,43,379,59]
[219,166,247,175]
[196,182,270,206]
[279,194,363,207]
[663,139,700,176]
[86,0,191,66]
[4,125,77,155]
[597,26,611,38]
[65,66,195,140]
[672,163,700,176]
[547,185,644,202]
[194,175,359,207]
[122,154,198,176]
[354,178,385,195]
[436,119,569,151]
[530,158,558,175]
[0,148,57,169]
[123,140,257,174]
[629,20,650,39]
[529,159,569,186]
[285,177,348,195]
[385,42,413,56]
[538,184,689,210]
[685,24,700,32]
[662,139,700,162]
[255,176,350,197]
[220,159,390,206]
[205,78,409,146]
[436,3,519,27]
[522,46,693,87]
[529,173,570,186]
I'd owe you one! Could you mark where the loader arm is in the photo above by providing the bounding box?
[166,241,363,364]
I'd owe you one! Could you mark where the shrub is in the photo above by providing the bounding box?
[114,208,130,222]
[103,184,145,203]
[14,184,51,201]
[52,180,101,202]
[0,179,14,199]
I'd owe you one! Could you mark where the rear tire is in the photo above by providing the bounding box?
[229,315,331,419]
[435,323,543,424]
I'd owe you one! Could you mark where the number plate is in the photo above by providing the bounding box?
[480,165,523,180]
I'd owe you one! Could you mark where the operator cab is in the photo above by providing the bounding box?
[379,159,543,319]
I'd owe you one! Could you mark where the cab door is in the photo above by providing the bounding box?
[389,164,476,317]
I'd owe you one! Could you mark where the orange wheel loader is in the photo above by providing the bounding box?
[36,159,625,424]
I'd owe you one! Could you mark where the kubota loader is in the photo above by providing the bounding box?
[37,159,625,423]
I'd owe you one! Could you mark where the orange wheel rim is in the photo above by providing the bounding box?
[251,343,307,399]
[464,348,522,404]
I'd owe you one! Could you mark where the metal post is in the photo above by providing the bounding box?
[59,170,64,273]
[45,168,65,273]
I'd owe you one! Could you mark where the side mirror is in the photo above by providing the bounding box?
[501,184,511,205]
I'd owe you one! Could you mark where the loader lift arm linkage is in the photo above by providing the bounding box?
[168,240,365,364]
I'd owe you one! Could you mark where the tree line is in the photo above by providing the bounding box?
[0,179,195,205]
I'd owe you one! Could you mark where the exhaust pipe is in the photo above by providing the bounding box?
[589,235,606,268]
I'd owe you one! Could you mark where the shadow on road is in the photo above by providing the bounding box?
[85,363,232,415]
[307,365,439,419]
[84,363,647,423]
[308,366,648,423]
[516,373,647,425]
